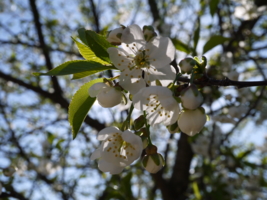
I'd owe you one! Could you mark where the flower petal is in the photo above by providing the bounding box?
[98,159,124,174]
[90,147,102,160]
[121,24,145,47]
[145,65,176,87]
[146,37,175,69]
[89,82,107,97]
[97,127,121,141]
[120,69,146,94]
[107,47,132,71]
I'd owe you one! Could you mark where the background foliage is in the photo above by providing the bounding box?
[0,0,267,199]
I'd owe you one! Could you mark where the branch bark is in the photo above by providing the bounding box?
[0,71,105,131]
[29,0,62,95]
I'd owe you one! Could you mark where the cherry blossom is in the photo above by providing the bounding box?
[107,27,124,45]
[107,24,176,94]
[142,153,165,174]
[90,127,143,174]
[89,82,122,108]
[180,84,203,110]
[133,86,180,126]
[178,107,206,136]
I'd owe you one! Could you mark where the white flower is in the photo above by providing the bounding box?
[178,107,206,136]
[107,27,124,45]
[178,58,196,74]
[180,84,203,110]
[234,2,267,20]
[90,127,143,174]
[89,82,122,108]
[228,71,239,81]
[107,24,176,94]
[142,153,165,174]
[133,86,180,126]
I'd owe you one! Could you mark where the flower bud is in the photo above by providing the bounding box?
[178,58,196,74]
[134,115,146,130]
[107,26,124,45]
[228,71,239,81]
[180,84,203,110]
[89,83,123,108]
[141,135,149,149]
[167,122,179,134]
[97,87,122,108]
[178,107,207,136]
[3,166,17,177]
[142,153,165,174]
[143,25,157,42]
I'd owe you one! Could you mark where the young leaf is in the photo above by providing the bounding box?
[78,28,114,63]
[72,37,110,64]
[85,30,114,63]
[77,28,88,45]
[171,38,191,54]
[209,0,220,17]
[203,35,230,54]
[193,17,200,51]
[33,60,115,76]
[69,78,104,139]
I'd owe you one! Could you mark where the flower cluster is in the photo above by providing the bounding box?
[89,24,207,174]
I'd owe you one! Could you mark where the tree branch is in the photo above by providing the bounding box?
[0,71,105,131]
[169,133,194,200]
[29,0,63,94]
[0,39,82,57]
[89,0,100,33]
[177,76,267,88]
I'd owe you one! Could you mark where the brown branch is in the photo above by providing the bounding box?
[147,0,162,33]
[169,133,194,200]
[0,39,82,57]
[89,0,100,33]
[0,71,105,131]
[177,76,267,88]
[29,0,62,95]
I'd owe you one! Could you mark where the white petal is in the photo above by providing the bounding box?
[132,87,150,110]
[98,159,124,174]
[121,130,143,159]
[107,27,123,44]
[121,24,145,47]
[146,37,175,69]
[148,66,176,87]
[164,106,180,126]
[120,69,146,94]
[97,127,121,141]
[89,82,107,97]
[90,147,102,160]
[107,47,132,70]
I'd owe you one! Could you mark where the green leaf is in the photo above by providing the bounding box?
[192,181,202,200]
[78,28,114,63]
[171,38,191,54]
[69,78,104,139]
[78,28,87,45]
[193,17,200,51]
[33,60,114,76]
[209,0,220,17]
[203,35,230,54]
[72,37,110,65]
